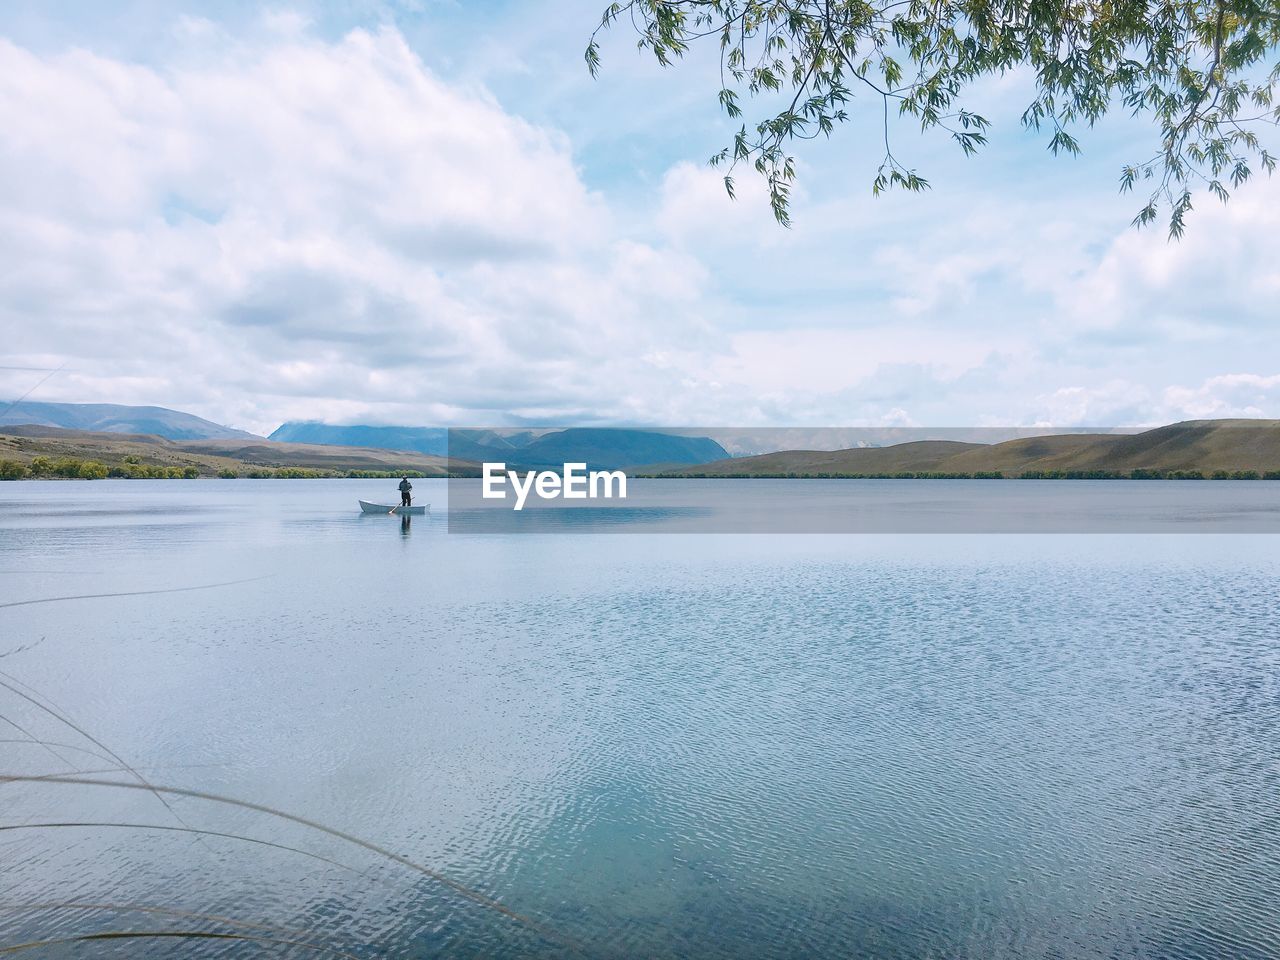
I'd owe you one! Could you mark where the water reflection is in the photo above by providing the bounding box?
[2,480,1279,958]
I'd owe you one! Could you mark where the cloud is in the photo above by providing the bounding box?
[1030,373,1280,426]
[656,161,790,249]
[1162,373,1280,420]
[0,25,728,432]
[1032,381,1156,426]
[0,12,1278,433]
[1054,177,1280,340]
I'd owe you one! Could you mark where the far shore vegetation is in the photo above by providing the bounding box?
[640,470,1278,480]
[640,471,1280,481]
[4,456,1278,481]
[0,456,433,481]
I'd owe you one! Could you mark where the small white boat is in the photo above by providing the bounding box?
[359,500,428,515]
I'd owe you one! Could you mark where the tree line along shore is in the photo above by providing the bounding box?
[5,456,1279,481]
[3,419,1278,481]
[0,456,435,481]
[0,426,456,480]
[638,469,1280,480]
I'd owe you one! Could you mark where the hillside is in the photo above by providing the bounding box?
[0,425,467,477]
[663,421,1280,477]
[506,428,729,470]
[273,422,730,470]
[8,419,1279,481]
[0,401,259,440]
[664,440,985,476]
[270,422,449,454]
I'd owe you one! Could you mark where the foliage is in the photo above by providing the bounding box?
[644,467,1272,478]
[107,462,190,479]
[588,0,1280,233]
[655,470,1004,477]
[52,458,85,478]
[1021,469,1123,478]
[1131,467,1206,478]
[334,469,428,479]
[13,457,441,481]
[343,469,431,479]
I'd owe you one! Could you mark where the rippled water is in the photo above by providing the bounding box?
[1,479,1278,958]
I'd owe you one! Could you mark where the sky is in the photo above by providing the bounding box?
[0,0,1277,435]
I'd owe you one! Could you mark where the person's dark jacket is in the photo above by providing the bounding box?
[398,478,412,493]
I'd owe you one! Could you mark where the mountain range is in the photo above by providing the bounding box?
[0,401,259,440]
[5,403,1280,478]
[270,422,729,469]
[0,405,731,470]
[661,420,1280,476]
[0,424,457,477]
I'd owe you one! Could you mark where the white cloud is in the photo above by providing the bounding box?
[1162,373,1280,420]
[656,161,791,249]
[1032,381,1155,426]
[1055,177,1280,339]
[1030,373,1280,427]
[0,26,730,432]
[1,14,1278,433]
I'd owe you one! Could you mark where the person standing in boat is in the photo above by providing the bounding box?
[398,476,413,507]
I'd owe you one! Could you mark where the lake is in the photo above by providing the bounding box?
[1,479,1278,958]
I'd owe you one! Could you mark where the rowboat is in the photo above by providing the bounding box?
[358,500,428,515]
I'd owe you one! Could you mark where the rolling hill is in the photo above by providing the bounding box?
[271,423,729,470]
[0,401,259,440]
[6,419,1279,480]
[0,425,464,477]
[269,422,449,454]
[663,421,1280,477]
[504,428,729,470]
[661,439,986,476]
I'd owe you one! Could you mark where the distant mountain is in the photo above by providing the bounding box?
[0,401,259,441]
[664,420,1280,476]
[508,428,730,470]
[269,423,730,470]
[667,439,986,476]
[269,422,449,454]
[0,424,461,476]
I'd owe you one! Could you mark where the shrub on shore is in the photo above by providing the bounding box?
[1021,470,1127,479]
[1130,468,1206,479]
[343,469,429,479]
[0,459,30,480]
[107,462,194,479]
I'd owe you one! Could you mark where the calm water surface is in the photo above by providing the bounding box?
[1,479,1278,958]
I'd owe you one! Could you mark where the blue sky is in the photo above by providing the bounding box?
[1,1,1277,434]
